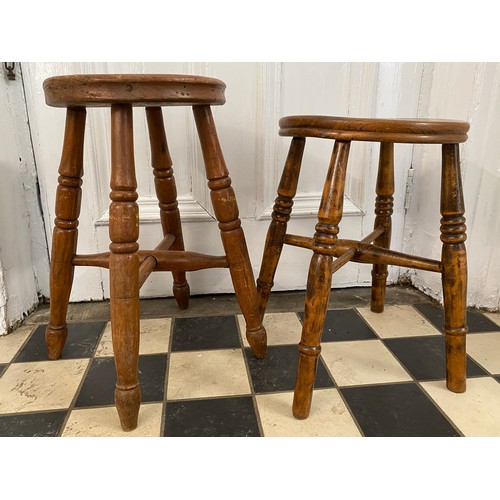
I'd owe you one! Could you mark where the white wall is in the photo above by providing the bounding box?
[403,63,500,312]
[0,68,49,334]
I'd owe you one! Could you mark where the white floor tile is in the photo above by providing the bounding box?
[0,359,89,413]
[321,339,412,386]
[95,318,171,357]
[0,325,35,363]
[484,312,500,327]
[62,403,163,437]
[357,305,441,338]
[466,332,500,374]
[238,312,302,347]
[167,349,251,400]
[256,389,361,437]
[421,378,500,436]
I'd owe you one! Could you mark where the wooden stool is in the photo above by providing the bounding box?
[257,115,469,419]
[43,74,267,431]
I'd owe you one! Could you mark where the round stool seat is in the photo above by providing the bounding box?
[43,74,226,108]
[279,115,469,144]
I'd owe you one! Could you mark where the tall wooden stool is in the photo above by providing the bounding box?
[257,115,469,419]
[43,74,267,431]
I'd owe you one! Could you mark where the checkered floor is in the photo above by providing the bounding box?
[1,294,500,437]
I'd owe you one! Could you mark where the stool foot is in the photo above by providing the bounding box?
[45,325,68,360]
[292,344,321,419]
[246,325,267,359]
[173,280,190,310]
[370,271,388,313]
[115,385,141,432]
[445,334,466,393]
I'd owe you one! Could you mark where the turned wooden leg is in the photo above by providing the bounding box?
[257,137,305,321]
[146,107,190,309]
[110,104,141,431]
[293,253,334,419]
[45,107,86,360]
[441,143,467,393]
[293,140,351,419]
[193,105,267,358]
[371,142,394,313]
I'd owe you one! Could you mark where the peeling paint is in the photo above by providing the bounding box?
[0,63,49,335]
[0,261,8,335]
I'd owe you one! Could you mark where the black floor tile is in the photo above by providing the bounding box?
[13,322,107,363]
[171,316,241,352]
[245,344,334,393]
[340,383,460,437]
[164,396,260,437]
[414,303,500,333]
[299,309,377,342]
[0,364,6,378]
[75,354,167,407]
[0,411,67,437]
[384,336,489,380]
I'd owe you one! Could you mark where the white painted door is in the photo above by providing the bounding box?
[21,62,416,302]
[0,65,48,332]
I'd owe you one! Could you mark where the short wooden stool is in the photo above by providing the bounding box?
[257,115,469,420]
[43,74,267,431]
